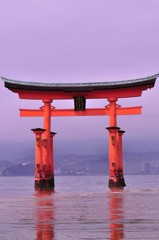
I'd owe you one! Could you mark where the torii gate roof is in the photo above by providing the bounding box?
[2,74,158,91]
[1,74,158,100]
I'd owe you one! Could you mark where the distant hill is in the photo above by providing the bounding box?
[2,163,34,176]
[1,151,159,176]
[1,139,159,176]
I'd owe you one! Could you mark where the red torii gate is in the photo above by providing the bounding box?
[2,74,158,189]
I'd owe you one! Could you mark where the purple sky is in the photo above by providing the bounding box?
[0,0,159,153]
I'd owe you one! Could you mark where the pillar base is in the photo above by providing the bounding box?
[35,178,55,190]
[108,178,126,188]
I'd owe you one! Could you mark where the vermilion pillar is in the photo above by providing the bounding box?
[31,128,46,189]
[49,132,57,188]
[106,126,121,188]
[108,98,117,127]
[42,99,52,165]
[118,130,126,187]
[107,98,126,188]
[41,99,55,189]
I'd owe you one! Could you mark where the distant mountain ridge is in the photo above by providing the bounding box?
[1,151,159,176]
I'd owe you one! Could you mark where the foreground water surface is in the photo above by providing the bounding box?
[0,175,159,239]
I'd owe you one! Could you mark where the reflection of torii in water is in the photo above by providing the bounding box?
[35,191,54,240]
[109,189,124,240]
[2,74,158,189]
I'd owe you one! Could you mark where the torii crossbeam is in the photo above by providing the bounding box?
[2,74,158,189]
[20,106,142,117]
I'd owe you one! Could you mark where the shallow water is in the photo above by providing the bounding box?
[0,175,159,239]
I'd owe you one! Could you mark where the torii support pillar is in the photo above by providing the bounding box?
[49,132,57,189]
[31,128,46,189]
[106,127,126,188]
[118,130,126,187]
[32,128,56,190]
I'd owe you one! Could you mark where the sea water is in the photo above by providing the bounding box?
[0,175,159,239]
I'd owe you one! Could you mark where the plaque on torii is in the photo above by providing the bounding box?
[2,74,158,189]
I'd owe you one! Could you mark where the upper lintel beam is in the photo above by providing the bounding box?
[15,86,147,100]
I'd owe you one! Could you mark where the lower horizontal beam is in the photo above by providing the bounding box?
[20,106,142,117]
